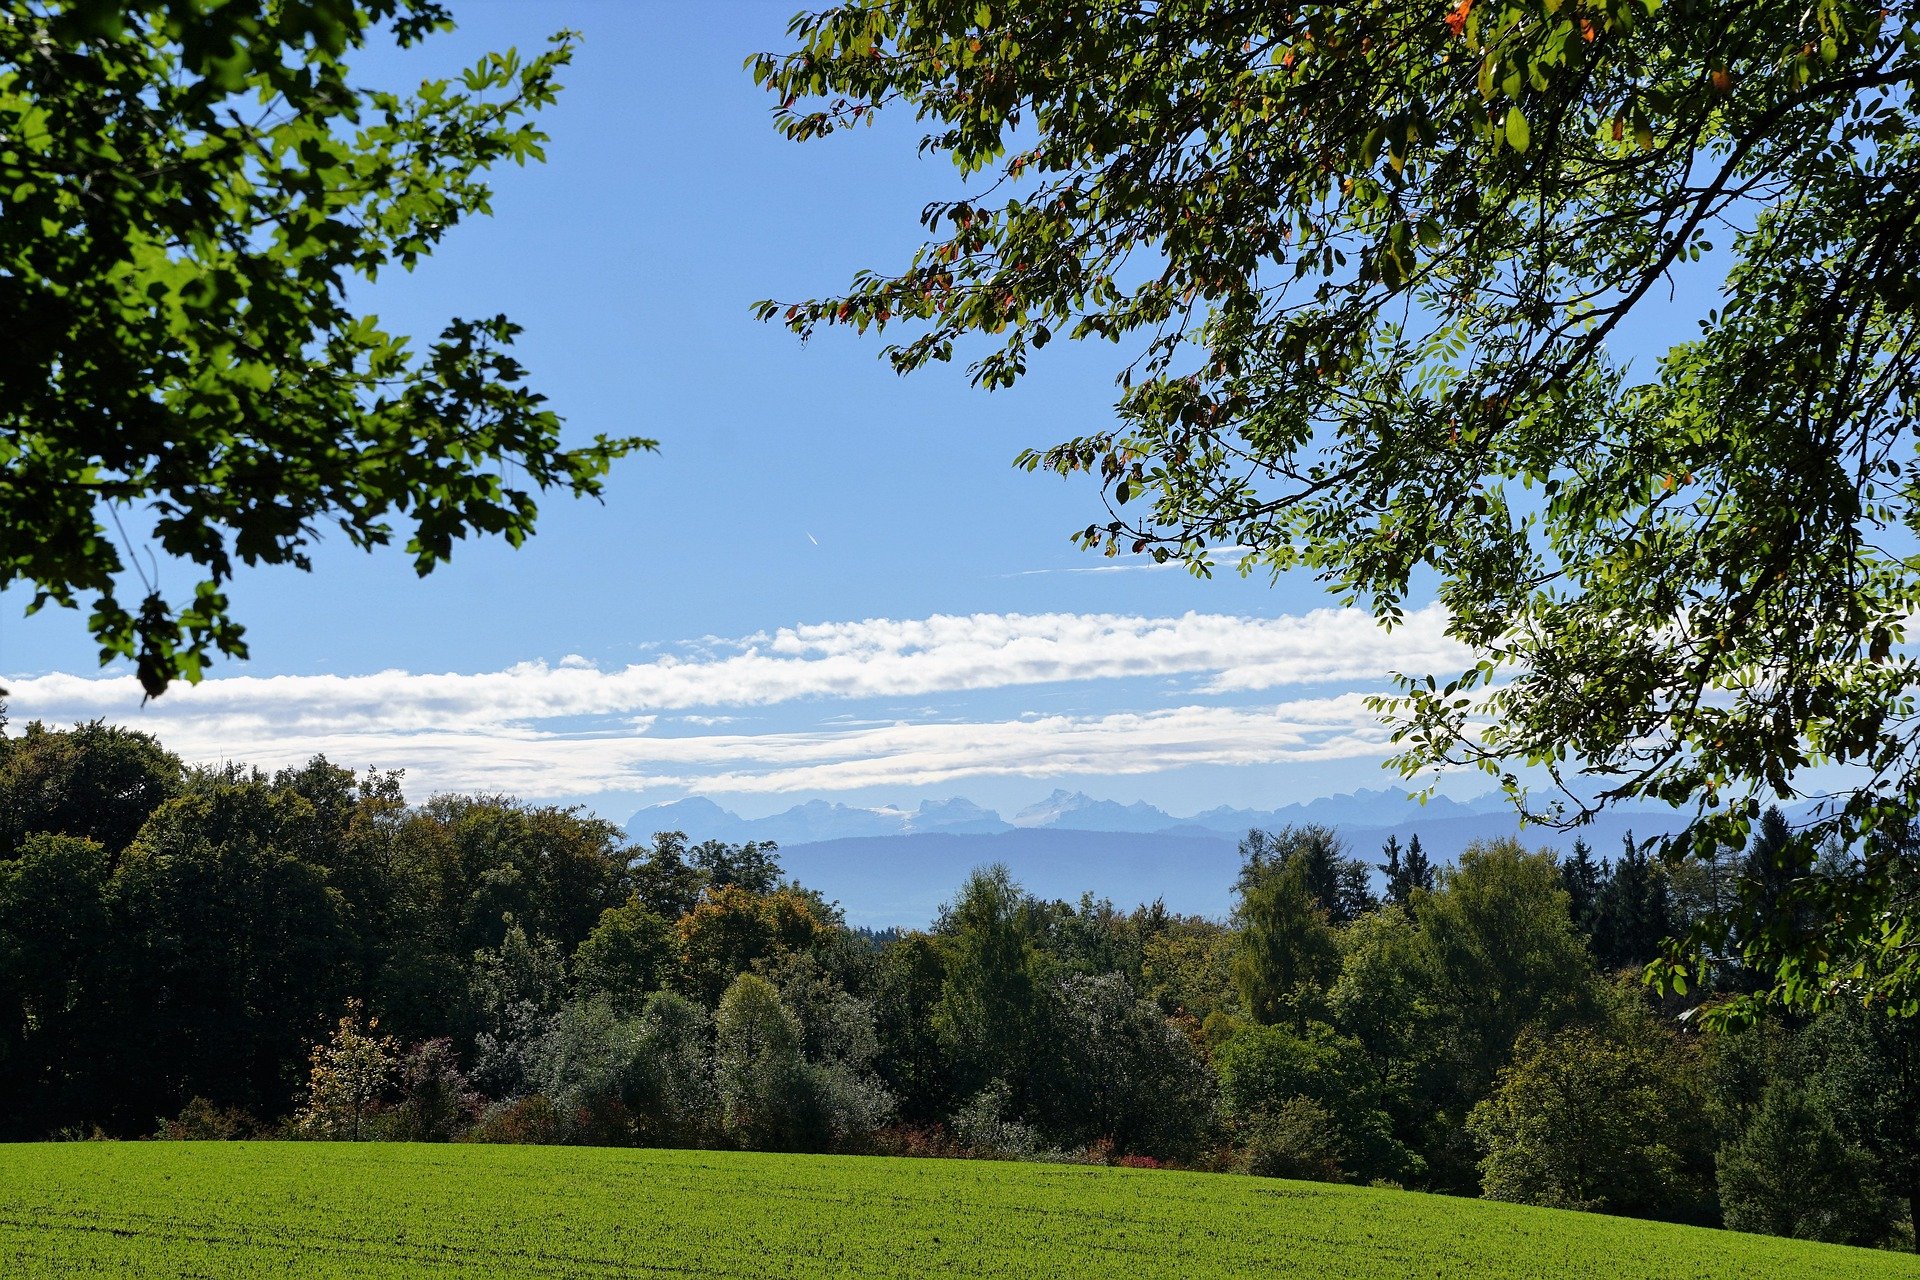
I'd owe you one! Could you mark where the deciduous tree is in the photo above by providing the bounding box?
[1232,855,1340,1028]
[112,778,353,1125]
[0,720,181,857]
[573,898,674,1015]
[1217,1019,1411,1182]
[1469,995,1713,1219]
[714,972,807,1150]
[675,884,830,1006]
[755,0,1920,1014]
[296,1000,398,1141]
[1,0,650,695]
[932,865,1050,1105]
[1411,839,1596,1176]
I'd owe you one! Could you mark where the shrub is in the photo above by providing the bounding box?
[464,1094,565,1145]
[383,1039,482,1142]
[872,1123,966,1160]
[949,1082,1047,1160]
[793,1057,895,1153]
[156,1097,260,1141]
[1240,1096,1345,1183]
[712,973,892,1153]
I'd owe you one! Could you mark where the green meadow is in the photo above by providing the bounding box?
[2,1142,1911,1278]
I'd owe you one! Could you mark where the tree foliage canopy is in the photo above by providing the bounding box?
[2,0,650,695]
[754,0,1920,1013]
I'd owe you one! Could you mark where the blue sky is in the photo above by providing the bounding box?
[0,2,1700,823]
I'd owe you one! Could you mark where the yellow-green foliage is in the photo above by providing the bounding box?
[3,1143,1915,1278]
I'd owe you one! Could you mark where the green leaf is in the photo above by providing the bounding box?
[1505,107,1531,152]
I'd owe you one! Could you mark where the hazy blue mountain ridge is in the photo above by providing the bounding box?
[623,786,1521,846]
[624,789,1693,928]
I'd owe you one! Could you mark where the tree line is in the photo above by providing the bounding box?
[2,719,1915,1252]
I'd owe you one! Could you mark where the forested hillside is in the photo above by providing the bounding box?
[2,718,1914,1252]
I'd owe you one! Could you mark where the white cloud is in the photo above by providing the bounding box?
[3,604,1463,731]
[658,697,1401,796]
[48,697,1396,799]
[1,606,1470,799]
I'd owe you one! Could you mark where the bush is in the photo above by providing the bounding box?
[465,1094,565,1145]
[794,1057,895,1153]
[872,1124,966,1160]
[383,1039,482,1142]
[156,1097,261,1141]
[949,1082,1049,1160]
[473,991,720,1148]
[1240,1096,1345,1182]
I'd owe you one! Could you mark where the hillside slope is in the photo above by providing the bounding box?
[2,1143,1911,1278]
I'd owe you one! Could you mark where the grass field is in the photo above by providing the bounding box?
[3,1142,1915,1278]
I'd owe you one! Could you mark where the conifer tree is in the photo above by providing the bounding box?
[1403,835,1436,900]
[1594,834,1674,971]
[1378,836,1407,908]
[1559,838,1604,942]
[1740,810,1807,946]
[1238,825,1377,925]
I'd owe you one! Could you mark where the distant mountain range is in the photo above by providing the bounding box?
[625,789,1693,928]
[626,786,1525,846]
[628,795,1015,844]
